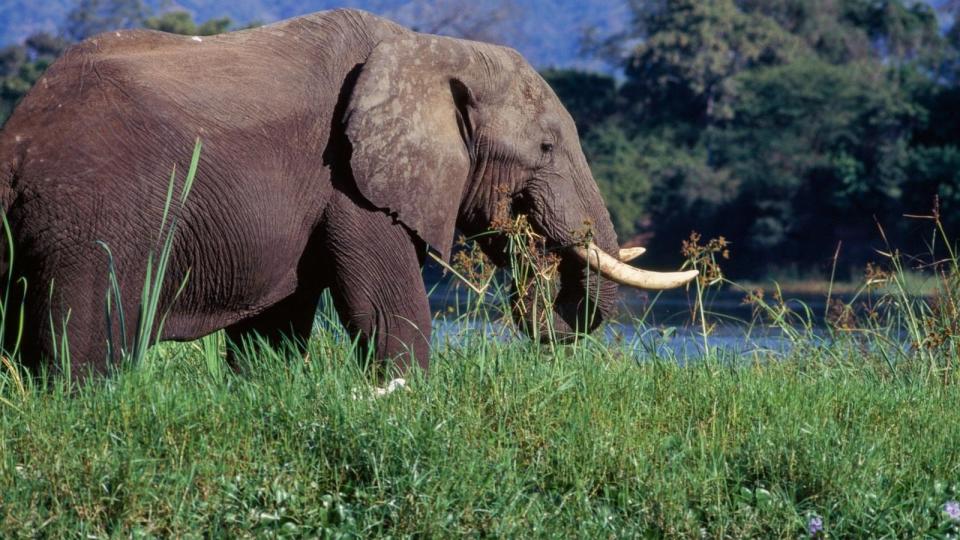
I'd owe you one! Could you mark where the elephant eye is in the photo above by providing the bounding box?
[540,142,554,154]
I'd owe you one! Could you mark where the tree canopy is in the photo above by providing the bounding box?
[557,0,960,275]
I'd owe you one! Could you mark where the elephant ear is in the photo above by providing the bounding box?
[345,35,477,261]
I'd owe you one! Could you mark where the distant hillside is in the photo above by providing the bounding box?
[0,0,630,69]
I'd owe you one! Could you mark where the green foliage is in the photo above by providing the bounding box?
[623,0,804,124]
[838,0,941,60]
[0,33,68,126]
[546,0,960,276]
[581,124,653,239]
[737,0,941,63]
[713,57,915,260]
[63,0,149,41]
[581,124,738,248]
[640,139,738,259]
[143,11,233,36]
[737,0,867,60]
[904,146,960,232]
[540,69,620,133]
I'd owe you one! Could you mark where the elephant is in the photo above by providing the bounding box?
[0,9,697,381]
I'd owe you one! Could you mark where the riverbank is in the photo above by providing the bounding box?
[736,270,938,296]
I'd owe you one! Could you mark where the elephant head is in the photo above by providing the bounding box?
[345,32,697,339]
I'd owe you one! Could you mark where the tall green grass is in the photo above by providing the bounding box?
[102,138,202,369]
[1,148,959,536]
[1,323,959,537]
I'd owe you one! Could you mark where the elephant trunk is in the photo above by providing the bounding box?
[513,163,623,341]
[549,217,621,340]
[513,161,697,341]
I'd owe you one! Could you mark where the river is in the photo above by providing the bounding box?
[423,274,849,357]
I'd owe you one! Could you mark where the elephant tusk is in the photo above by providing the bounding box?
[619,247,646,262]
[573,242,698,290]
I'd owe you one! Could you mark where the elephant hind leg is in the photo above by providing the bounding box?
[224,289,321,371]
[14,273,118,383]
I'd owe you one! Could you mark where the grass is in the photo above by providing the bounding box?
[1,324,959,537]
[1,147,960,536]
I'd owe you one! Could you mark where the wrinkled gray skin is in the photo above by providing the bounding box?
[0,9,619,380]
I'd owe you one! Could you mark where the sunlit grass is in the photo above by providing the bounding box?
[1,321,959,537]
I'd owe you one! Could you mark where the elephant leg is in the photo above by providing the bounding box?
[14,269,120,382]
[224,289,321,370]
[324,194,431,378]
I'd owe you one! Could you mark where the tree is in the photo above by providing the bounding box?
[143,11,233,36]
[620,0,804,127]
[25,32,70,58]
[0,46,27,78]
[541,69,619,134]
[713,57,915,264]
[63,0,149,41]
[584,123,738,251]
[736,0,940,64]
[735,0,865,62]
[904,146,960,235]
[1,32,68,125]
[567,0,957,275]
[581,123,655,241]
[839,0,940,61]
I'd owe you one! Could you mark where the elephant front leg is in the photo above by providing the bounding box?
[325,197,432,378]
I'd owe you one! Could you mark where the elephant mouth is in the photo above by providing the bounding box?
[510,243,693,340]
[488,197,698,340]
[510,188,697,292]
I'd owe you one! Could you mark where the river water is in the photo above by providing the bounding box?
[424,275,845,357]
